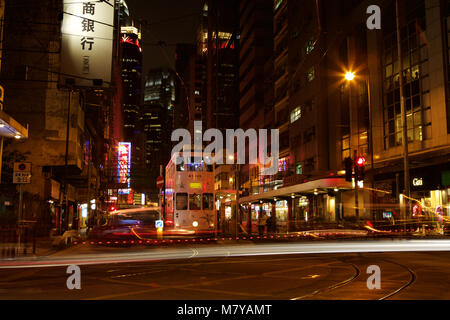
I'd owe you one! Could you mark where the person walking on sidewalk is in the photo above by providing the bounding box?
[258,212,268,236]
[268,214,276,233]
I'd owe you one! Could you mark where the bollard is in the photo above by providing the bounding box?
[23,228,28,255]
[33,230,36,255]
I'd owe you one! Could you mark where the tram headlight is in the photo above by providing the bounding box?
[192,221,199,228]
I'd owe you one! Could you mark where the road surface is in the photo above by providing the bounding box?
[0,240,450,300]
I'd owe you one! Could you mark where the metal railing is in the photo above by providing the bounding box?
[0,225,36,258]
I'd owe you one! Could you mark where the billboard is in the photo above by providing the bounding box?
[61,0,114,87]
[118,142,131,195]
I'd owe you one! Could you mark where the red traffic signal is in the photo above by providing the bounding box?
[355,156,367,167]
[355,156,366,182]
[109,206,116,212]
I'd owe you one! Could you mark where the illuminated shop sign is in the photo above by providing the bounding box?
[412,178,424,187]
[61,0,114,87]
[382,211,393,219]
[118,142,131,195]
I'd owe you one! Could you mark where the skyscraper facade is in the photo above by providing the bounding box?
[142,69,176,197]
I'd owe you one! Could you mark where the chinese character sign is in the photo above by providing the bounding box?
[61,0,114,87]
[118,142,131,195]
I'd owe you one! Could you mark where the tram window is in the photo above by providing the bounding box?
[176,162,185,171]
[188,163,203,172]
[176,193,188,210]
[189,193,202,210]
[203,193,214,210]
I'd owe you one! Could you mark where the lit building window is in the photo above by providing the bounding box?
[342,134,350,159]
[305,37,316,55]
[278,157,289,172]
[274,0,283,11]
[296,162,303,175]
[306,67,315,82]
[290,106,302,123]
[382,6,429,149]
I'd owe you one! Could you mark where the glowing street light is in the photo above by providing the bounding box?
[345,71,356,81]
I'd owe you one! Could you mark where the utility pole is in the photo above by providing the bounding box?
[86,135,92,232]
[366,76,376,220]
[354,150,359,220]
[159,165,163,221]
[395,0,410,221]
[163,164,166,220]
[63,89,72,235]
[235,164,240,238]
[0,86,3,184]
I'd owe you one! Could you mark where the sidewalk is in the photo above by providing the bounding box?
[34,237,59,256]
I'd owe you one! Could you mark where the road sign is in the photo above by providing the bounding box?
[13,172,31,184]
[155,220,164,229]
[14,162,31,172]
[156,176,164,189]
[13,162,32,184]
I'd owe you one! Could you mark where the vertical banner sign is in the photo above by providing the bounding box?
[61,0,114,87]
[118,142,131,195]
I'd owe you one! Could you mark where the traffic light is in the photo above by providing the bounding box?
[344,157,353,182]
[355,156,366,182]
[109,205,116,212]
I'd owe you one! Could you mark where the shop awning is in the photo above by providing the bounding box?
[0,110,28,139]
[239,177,353,204]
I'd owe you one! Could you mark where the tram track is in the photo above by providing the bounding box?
[290,254,417,300]
[290,259,361,300]
[378,259,416,300]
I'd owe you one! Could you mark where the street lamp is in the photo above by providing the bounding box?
[344,70,376,221]
[345,71,356,81]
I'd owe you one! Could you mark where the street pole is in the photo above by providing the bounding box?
[354,150,359,221]
[63,89,71,235]
[395,0,410,222]
[366,76,376,220]
[86,136,91,232]
[163,164,166,220]
[17,183,23,253]
[159,165,163,221]
[0,136,3,184]
[235,164,240,238]
[0,85,3,184]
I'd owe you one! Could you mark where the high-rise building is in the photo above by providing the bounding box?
[237,0,450,231]
[142,69,176,198]
[120,25,143,141]
[116,0,145,195]
[238,0,274,198]
[199,0,240,132]
[174,43,197,133]
[0,0,119,232]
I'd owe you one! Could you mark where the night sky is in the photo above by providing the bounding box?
[125,0,203,73]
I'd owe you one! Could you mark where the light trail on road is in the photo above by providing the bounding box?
[1,239,450,269]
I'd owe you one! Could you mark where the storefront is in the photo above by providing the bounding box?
[292,196,310,223]
[374,163,450,221]
[275,200,288,232]
[239,177,353,232]
[410,168,449,218]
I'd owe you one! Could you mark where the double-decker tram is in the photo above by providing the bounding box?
[165,152,217,235]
